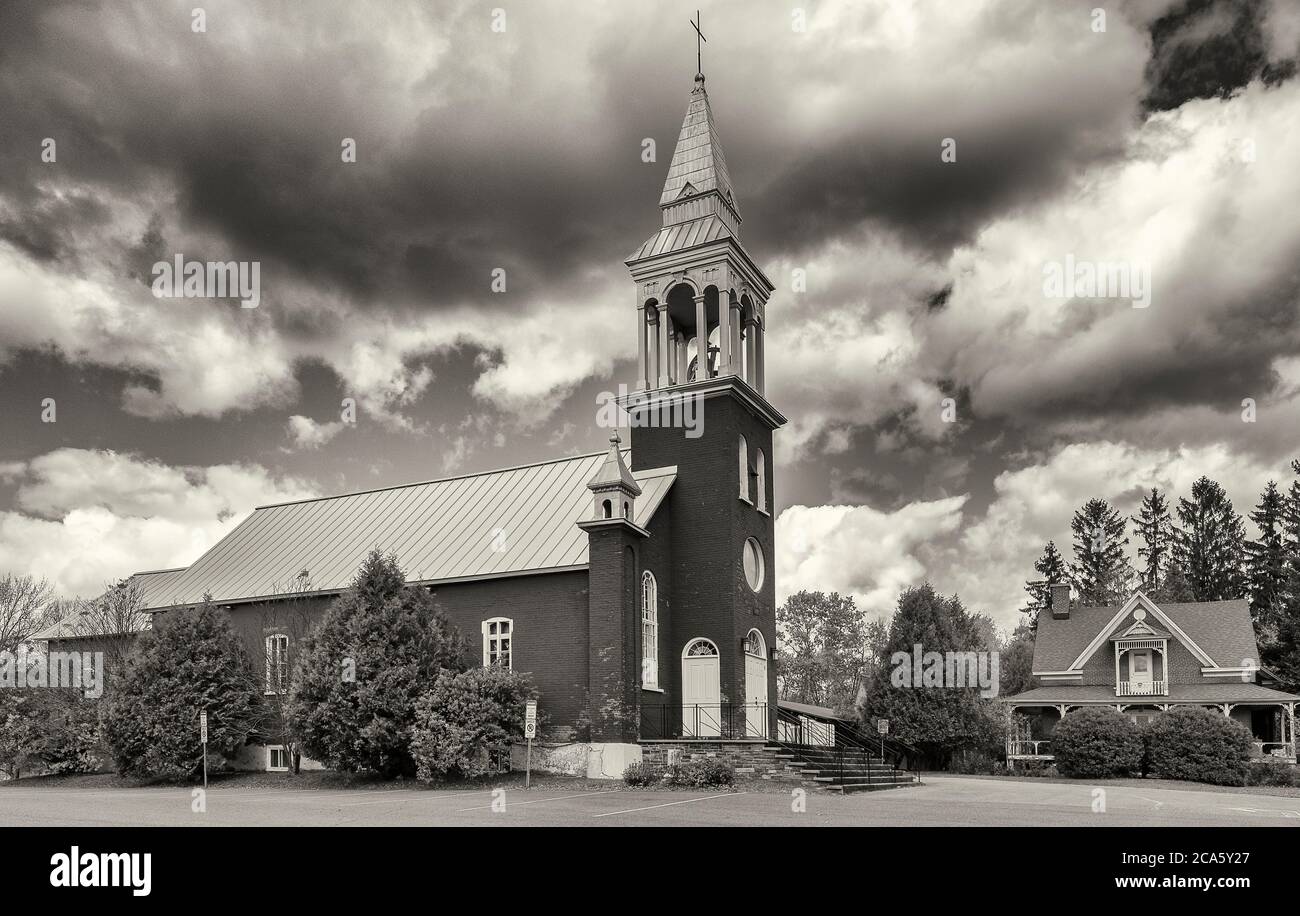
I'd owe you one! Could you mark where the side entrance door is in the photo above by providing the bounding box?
[682,638,721,737]
[743,629,768,738]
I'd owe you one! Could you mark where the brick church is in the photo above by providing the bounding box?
[125,67,783,778]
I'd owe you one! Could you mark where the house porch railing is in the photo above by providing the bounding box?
[1252,741,1297,761]
[1116,680,1167,697]
[1007,739,1052,757]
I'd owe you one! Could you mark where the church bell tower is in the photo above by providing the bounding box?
[621,53,785,739]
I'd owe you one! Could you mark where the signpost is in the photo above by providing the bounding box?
[524,700,537,789]
[877,718,888,761]
[199,709,209,790]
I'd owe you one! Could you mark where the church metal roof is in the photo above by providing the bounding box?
[630,213,733,261]
[139,453,676,611]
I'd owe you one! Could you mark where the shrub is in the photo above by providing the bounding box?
[41,693,104,775]
[1145,707,1253,786]
[622,762,660,786]
[410,666,534,781]
[102,602,263,780]
[948,749,996,775]
[664,757,735,788]
[288,551,466,778]
[1246,761,1300,787]
[1052,707,1144,779]
[0,690,48,779]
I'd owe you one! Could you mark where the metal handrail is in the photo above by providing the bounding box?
[640,702,770,740]
[773,708,921,785]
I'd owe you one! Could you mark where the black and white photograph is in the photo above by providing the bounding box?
[2,0,1299,892]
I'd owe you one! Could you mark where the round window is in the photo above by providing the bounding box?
[743,538,764,592]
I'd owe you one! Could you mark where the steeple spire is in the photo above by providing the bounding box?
[658,69,739,228]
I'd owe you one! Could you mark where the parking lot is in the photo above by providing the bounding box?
[4,776,1300,826]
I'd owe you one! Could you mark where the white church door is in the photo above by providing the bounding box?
[743,629,768,738]
[681,638,721,737]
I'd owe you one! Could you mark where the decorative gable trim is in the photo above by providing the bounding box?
[1064,592,1218,673]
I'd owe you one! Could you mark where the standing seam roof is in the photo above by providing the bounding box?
[141,453,676,610]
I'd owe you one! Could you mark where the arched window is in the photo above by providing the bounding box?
[738,435,750,502]
[265,634,289,693]
[482,617,513,669]
[756,448,767,512]
[641,571,658,688]
[602,499,612,519]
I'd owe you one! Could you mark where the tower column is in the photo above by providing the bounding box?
[718,290,732,376]
[694,294,708,380]
[636,304,648,390]
[657,303,671,388]
[756,320,765,393]
[744,314,758,387]
[731,298,744,379]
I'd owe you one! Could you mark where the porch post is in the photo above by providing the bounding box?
[1289,703,1296,759]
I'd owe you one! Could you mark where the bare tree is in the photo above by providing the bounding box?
[0,573,54,653]
[66,578,152,677]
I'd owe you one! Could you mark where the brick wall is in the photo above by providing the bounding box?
[160,568,593,734]
[630,386,778,736]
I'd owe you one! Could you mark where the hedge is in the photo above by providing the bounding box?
[1051,707,1144,778]
[1144,706,1252,786]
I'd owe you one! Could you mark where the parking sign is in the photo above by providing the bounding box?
[524,699,537,739]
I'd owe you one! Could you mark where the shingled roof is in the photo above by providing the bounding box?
[1032,595,1260,672]
[659,77,738,215]
[1006,683,1299,705]
[138,452,675,611]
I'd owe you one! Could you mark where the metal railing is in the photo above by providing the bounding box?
[773,707,921,787]
[640,702,770,740]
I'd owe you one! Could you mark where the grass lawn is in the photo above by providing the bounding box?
[0,767,787,794]
[931,771,1300,798]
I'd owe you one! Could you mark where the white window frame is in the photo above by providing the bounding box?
[482,617,513,669]
[265,633,289,694]
[738,435,751,503]
[743,538,765,592]
[756,448,767,513]
[267,745,289,772]
[641,571,659,689]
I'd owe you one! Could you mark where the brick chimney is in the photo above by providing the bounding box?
[1050,583,1071,619]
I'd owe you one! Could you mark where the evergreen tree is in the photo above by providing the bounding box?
[102,601,264,779]
[1173,477,1247,601]
[856,585,997,768]
[1246,480,1288,638]
[1270,460,1300,688]
[288,550,467,778]
[1022,541,1068,629]
[1070,498,1133,606]
[1131,488,1174,593]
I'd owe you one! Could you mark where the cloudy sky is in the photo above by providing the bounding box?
[2,0,1299,629]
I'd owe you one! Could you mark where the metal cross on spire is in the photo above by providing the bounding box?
[690,10,707,79]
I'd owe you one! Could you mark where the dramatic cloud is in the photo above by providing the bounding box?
[775,495,969,617]
[0,449,315,597]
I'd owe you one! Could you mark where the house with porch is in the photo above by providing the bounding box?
[1003,584,1300,766]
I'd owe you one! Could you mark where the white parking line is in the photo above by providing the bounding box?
[591,792,746,818]
[456,791,609,812]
